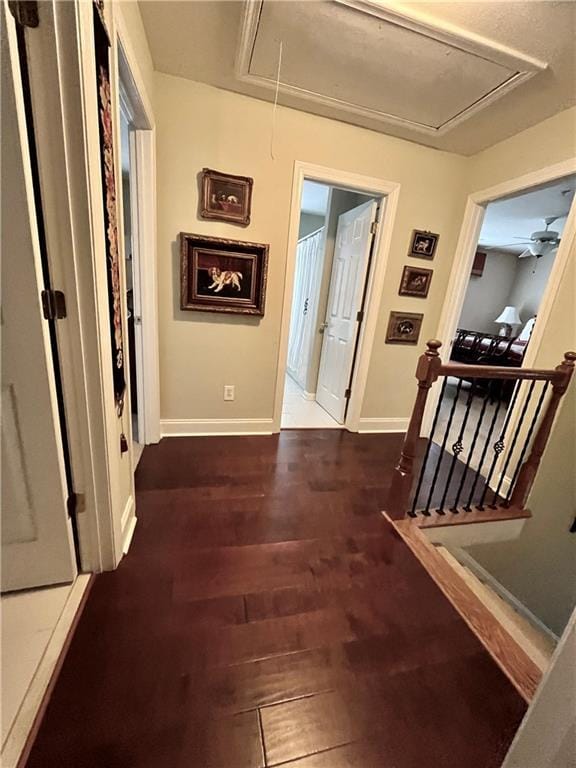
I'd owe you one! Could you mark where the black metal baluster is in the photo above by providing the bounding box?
[492,380,536,507]
[478,378,521,510]
[452,383,492,512]
[437,382,476,513]
[422,378,463,515]
[506,381,550,503]
[409,377,448,517]
[465,380,505,511]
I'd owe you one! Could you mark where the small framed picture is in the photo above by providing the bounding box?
[386,311,424,345]
[200,168,253,226]
[180,233,268,316]
[408,229,439,260]
[471,250,487,277]
[399,265,433,298]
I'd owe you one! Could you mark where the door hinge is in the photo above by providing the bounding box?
[356,310,364,323]
[344,387,351,399]
[8,1,39,27]
[41,289,67,320]
[370,220,377,235]
[67,492,85,518]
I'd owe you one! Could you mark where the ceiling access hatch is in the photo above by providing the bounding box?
[236,0,547,136]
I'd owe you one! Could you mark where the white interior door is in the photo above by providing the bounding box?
[1,8,77,592]
[316,200,378,423]
[287,228,325,390]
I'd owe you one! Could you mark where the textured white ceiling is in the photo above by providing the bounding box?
[139,1,576,155]
[479,175,576,252]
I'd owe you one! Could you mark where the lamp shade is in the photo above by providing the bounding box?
[495,305,521,325]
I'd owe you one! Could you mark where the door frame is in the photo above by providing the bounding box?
[423,158,576,450]
[115,12,160,446]
[274,162,401,432]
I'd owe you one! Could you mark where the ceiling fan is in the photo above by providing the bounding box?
[496,216,562,258]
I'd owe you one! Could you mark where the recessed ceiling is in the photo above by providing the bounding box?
[139,1,576,155]
[242,1,543,135]
[479,175,576,253]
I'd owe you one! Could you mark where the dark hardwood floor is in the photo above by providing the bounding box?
[25,431,526,768]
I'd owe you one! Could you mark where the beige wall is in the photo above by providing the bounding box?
[459,250,518,334]
[467,107,576,193]
[507,250,557,325]
[155,73,468,423]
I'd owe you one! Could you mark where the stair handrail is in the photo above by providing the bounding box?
[387,339,576,520]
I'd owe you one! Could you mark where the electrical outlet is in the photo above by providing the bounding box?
[223,385,235,401]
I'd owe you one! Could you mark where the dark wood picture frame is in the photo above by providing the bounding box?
[200,168,253,226]
[471,250,487,277]
[385,311,424,345]
[408,229,439,260]
[399,265,433,298]
[180,233,268,316]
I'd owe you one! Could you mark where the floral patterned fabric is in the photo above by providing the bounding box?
[93,2,125,415]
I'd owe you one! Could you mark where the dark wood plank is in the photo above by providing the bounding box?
[25,431,526,768]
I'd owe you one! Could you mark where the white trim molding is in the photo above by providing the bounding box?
[273,161,401,433]
[235,0,546,137]
[115,11,160,445]
[358,417,409,433]
[161,419,275,437]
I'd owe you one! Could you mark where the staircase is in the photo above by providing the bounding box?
[385,339,575,538]
[389,515,556,701]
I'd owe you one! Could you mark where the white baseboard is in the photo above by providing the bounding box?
[160,418,275,437]
[120,495,137,556]
[1,574,92,768]
[423,517,527,547]
[358,417,408,433]
[302,390,316,401]
[451,547,559,643]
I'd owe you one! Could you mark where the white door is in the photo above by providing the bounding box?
[1,8,77,591]
[316,200,378,423]
[287,228,325,389]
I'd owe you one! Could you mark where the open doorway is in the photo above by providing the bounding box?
[432,175,575,471]
[116,39,160,462]
[282,181,380,428]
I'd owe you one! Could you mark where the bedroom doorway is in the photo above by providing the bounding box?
[431,173,576,471]
[281,181,379,428]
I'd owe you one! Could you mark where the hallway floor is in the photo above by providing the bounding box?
[26,432,525,767]
[281,375,340,429]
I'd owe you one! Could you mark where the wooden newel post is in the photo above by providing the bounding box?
[387,339,443,520]
[510,351,576,510]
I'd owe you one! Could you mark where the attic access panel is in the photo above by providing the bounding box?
[238,0,546,135]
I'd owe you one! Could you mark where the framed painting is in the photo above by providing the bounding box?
[471,250,487,277]
[398,265,433,298]
[180,233,268,316]
[408,229,439,260]
[385,311,424,345]
[200,168,253,226]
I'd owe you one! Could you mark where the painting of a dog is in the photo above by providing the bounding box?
[408,229,439,260]
[200,168,253,225]
[208,267,242,293]
[180,233,268,316]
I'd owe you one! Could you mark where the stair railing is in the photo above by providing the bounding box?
[387,339,575,521]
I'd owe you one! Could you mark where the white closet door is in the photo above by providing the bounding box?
[316,201,378,423]
[287,228,324,390]
[1,7,76,591]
